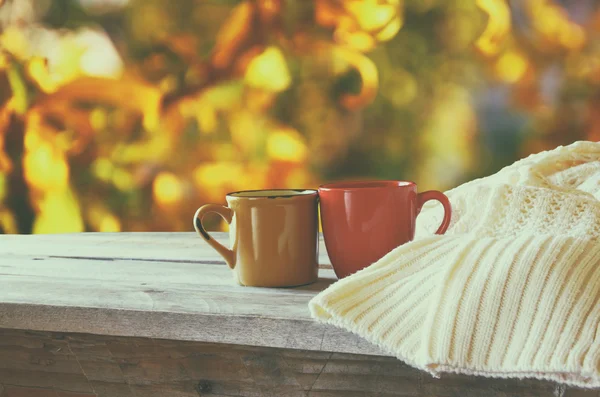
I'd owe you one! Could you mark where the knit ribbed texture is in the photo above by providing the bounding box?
[309,141,600,388]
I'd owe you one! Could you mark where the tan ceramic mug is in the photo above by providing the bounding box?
[193,189,319,287]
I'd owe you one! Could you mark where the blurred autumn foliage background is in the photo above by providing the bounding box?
[0,0,598,234]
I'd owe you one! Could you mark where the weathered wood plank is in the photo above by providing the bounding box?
[0,303,386,356]
[0,253,334,290]
[1,328,595,397]
[0,386,95,397]
[2,233,599,395]
[0,233,391,356]
[0,232,332,266]
[0,259,335,318]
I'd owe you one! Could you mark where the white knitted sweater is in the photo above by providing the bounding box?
[310,141,600,388]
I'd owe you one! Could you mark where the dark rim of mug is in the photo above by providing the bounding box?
[318,180,416,191]
[226,189,318,199]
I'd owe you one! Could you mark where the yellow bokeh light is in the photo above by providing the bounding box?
[475,0,511,56]
[6,63,29,115]
[87,204,122,232]
[55,132,75,153]
[244,46,291,92]
[24,141,70,192]
[375,16,403,42]
[534,4,563,35]
[90,108,108,131]
[112,133,172,164]
[335,47,379,109]
[159,75,178,93]
[77,29,124,79]
[214,144,236,160]
[228,110,264,155]
[0,210,18,234]
[153,172,184,206]
[0,27,30,61]
[381,69,418,106]
[203,81,244,111]
[0,52,7,69]
[33,188,84,234]
[346,2,397,33]
[0,173,5,201]
[27,57,59,93]
[99,214,121,232]
[418,85,476,190]
[93,157,114,181]
[23,132,41,153]
[46,38,86,89]
[196,102,218,134]
[337,30,376,52]
[0,172,7,203]
[529,0,585,51]
[194,162,243,188]
[193,162,245,202]
[559,25,585,50]
[266,128,308,163]
[24,27,124,92]
[112,168,135,191]
[495,51,528,83]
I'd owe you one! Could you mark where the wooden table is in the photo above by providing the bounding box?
[0,232,597,397]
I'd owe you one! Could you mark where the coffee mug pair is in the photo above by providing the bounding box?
[193,181,451,287]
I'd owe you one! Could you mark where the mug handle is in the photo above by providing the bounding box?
[417,191,452,234]
[193,204,236,269]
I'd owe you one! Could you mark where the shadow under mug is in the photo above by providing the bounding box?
[318,180,452,279]
[193,189,319,287]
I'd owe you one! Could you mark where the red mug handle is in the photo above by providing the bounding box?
[417,191,452,234]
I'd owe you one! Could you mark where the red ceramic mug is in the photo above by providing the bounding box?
[318,180,451,279]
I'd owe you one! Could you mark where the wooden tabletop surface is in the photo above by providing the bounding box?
[0,232,385,356]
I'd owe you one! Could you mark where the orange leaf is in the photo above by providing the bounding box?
[211,2,256,70]
[475,0,511,56]
[335,47,379,110]
[0,101,13,173]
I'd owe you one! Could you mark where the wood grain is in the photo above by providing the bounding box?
[0,232,332,265]
[0,232,389,356]
[1,328,596,397]
[2,232,599,395]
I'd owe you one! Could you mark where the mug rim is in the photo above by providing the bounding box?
[226,188,318,199]
[318,180,416,192]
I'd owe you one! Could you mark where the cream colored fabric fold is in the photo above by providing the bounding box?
[309,141,600,388]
